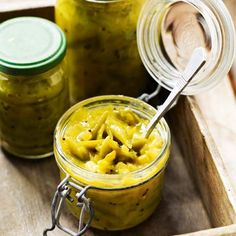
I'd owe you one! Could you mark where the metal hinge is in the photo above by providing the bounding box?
[43,175,94,236]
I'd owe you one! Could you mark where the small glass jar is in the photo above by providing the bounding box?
[55,0,149,104]
[0,17,69,158]
[45,96,170,234]
[137,0,236,95]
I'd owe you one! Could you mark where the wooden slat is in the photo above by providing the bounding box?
[168,91,236,227]
[0,0,55,22]
[0,7,54,23]
[195,78,236,192]
[178,224,236,236]
[0,0,55,12]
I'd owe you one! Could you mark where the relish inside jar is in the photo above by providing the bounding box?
[55,0,149,103]
[61,104,165,175]
[54,96,171,230]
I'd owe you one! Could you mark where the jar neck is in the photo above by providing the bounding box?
[137,0,235,95]
[82,0,127,3]
[0,62,64,81]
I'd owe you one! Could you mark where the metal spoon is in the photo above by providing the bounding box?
[144,47,207,138]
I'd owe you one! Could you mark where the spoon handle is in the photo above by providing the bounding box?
[144,47,207,138]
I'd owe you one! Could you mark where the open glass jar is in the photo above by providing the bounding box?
[0,17,69,158]
[44,96,170,234]
[55,0,149,104]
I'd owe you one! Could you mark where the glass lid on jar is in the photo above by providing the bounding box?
[137,0,236,95]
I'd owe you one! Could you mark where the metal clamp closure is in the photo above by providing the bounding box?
[43,175,94,236]
[138,84,179,111]
[138,84,161,103]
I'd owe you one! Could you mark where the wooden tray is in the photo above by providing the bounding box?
[0,2,236,236]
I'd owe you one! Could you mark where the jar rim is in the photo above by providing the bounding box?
[54,95,171,188]
[82,0,128,2]
[72,0,129,4]
[137,0,236,95]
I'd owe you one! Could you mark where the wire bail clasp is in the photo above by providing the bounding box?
[138,84,161,103]
[43,175,94,236]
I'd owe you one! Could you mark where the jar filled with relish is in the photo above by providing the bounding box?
[55,0,149,104]
[0,17,69,158]
[44,95,171,235]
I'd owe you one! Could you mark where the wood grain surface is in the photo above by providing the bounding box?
[168,92,236,228]
[177,224,236,236]
[0,0,55,12]
[195,78,236,192]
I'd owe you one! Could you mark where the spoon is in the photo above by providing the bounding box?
[144,47,207,138]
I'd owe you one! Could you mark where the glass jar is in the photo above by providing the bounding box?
[0,17,69,158]
[44,95,170,234]
[137,0,236,95]
[55,0,149,104]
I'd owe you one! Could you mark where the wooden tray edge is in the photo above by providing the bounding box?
[168,96,236,228]
[176,224,236,236]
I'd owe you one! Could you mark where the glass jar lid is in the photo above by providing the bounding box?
[0,17,66,75]
[137,0,236,95]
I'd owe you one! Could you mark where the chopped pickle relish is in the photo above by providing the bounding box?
[61,105,164,174]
